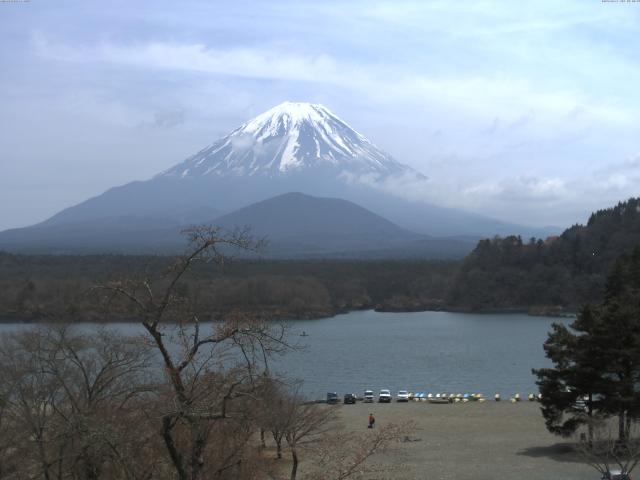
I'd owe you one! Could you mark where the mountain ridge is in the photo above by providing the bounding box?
[213,191,413,239]
[159,102,422,180]
[2,102,558,247]
[0,192,478,258]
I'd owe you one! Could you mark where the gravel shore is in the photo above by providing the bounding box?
[335,400,595,480]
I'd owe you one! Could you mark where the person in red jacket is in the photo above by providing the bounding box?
[368,413,375,428]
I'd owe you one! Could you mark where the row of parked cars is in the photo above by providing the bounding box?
[327,389,410,404]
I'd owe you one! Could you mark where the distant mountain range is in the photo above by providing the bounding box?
[213,192,477,258]
[0,102,557,256]
[0,192,478,258]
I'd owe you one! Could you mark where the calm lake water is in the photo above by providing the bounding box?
[0,310,570,400]
[278,310,570,399]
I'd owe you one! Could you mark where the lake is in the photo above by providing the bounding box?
[277,310,570,399]
[0,310,570,400]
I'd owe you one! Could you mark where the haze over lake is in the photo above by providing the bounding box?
[1,310,568,399]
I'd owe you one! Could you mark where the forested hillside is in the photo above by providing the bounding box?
[3,198,640,321]
[0,253,455,321]
[448,198,640,311]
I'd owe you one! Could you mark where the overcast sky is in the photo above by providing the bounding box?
[1,0,639,230]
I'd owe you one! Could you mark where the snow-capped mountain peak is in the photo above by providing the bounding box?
[160,102,423,180]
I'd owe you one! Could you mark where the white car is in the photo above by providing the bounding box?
[378,389,392,403]
[601,470,631,480]
[396,390,410,402]
[364,390,374,403]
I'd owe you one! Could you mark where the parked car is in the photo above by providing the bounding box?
[327,392,339,404]
[602,470,631,480]
[396,390,410,402]
[363,389,374,403]
[344,393,356,404]
[378,389,392,403]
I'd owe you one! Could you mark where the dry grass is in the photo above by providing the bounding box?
[309,401,594,480]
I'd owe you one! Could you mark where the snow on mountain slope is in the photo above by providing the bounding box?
[9,100,557,243]
[159,102,424,180]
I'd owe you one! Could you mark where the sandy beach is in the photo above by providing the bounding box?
[329,400,595,480]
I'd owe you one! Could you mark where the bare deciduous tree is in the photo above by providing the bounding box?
[577,417,640,478]
[96,226,290,480]
[256,384,413,480]
[283,399,337,480]
[308,422,416,480]
[0,325,156,480]
[0,226,416,480]
[255,379,296,460]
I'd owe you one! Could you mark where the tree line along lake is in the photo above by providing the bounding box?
[0,310,570,400]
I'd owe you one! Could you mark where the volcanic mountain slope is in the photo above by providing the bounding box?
[211,192,477,258]
[40,101,426,229]
[160,102,420,180]
[214,192,411,239]
[0,102,556,253]
[0,192,477,258]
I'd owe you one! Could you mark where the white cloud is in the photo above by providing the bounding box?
[36,38,345,85]
[2,2,639,230]
[588,155,640,195]
[140,108,186,129]
[463,175,568,203]
[33,37,636,132]
[350,152,640,228]
[229,133,270,158]
[596,155,640,176]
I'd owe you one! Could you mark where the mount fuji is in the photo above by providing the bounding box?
[160,102,421,181]
[0,102,556,255]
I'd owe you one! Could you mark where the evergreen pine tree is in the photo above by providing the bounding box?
[534,246,640,441]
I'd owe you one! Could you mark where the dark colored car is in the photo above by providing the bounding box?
[327,392,339,404]
[344,393,356,404]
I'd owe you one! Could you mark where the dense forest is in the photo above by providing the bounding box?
[0,253,455,321]
[2,198,640,321]
[448,197,640,312]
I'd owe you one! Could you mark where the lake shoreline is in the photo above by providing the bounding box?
[0,303,577,324]
[0,310,567,396]
[374,303,577,318]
